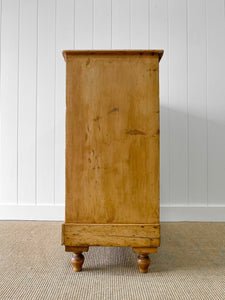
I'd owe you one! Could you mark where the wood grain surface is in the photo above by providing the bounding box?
[62,223,160,248]
[65,51,161,225]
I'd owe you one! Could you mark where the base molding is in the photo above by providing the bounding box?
[62,223,160,248]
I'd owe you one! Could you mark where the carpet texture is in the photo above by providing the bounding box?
[0,221,224,300]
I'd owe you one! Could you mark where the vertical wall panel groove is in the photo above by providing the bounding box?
[168,0,188,206]
[16,0,20,204]
[92,0,94,49]
[35,0,38,205]
[147,0,149,48]
[186,0,189,205]
[18,0,37,205]
[36,0,55,204]
[55,0,74,205]
[130,0,148,49]
[75,0,93,49]
[129,0,131,48]
[73,0,75,48]
[0,0,2,202]
[110,0,112,49]
[93,0,111,49]
[205,0,208,207]
[187,0,207,206]
[112,0,130,49]
[53,0,57,204]
[166,0,171,207]
[206,0,225,206]
[0,0,20,204]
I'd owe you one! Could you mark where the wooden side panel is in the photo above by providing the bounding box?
[65,53,159,224]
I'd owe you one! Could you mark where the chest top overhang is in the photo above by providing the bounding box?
[62,50,164,62]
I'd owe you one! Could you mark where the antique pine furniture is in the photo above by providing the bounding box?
[61,50,163,273]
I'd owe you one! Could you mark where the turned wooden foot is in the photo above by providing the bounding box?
[137,253,151,273]
[71,253,85,272]
[65,246,89,272]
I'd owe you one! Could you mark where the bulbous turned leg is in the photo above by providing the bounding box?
[137,253,151,273]
[71,252,85,272]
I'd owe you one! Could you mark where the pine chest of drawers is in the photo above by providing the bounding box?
[61,50,163,273]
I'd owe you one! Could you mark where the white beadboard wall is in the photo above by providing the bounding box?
[0,0,225,221]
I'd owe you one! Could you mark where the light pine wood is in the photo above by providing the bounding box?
[65,51,161,224]
[65,246,89,253]
[133,247,158,254]
[63,50,163,60]
[62,50,163,273]
[62,223,160,247]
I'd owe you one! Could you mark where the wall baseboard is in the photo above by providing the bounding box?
[0,205,225,222]
[160,206,225,222]
[0,204,65,221]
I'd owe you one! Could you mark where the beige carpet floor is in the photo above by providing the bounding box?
[0,222,225,300]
